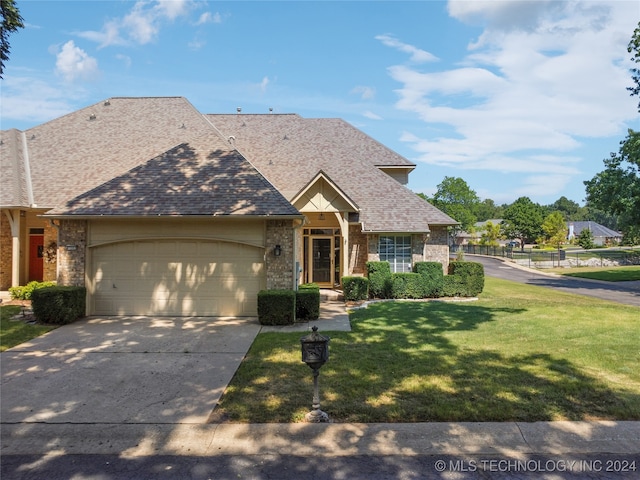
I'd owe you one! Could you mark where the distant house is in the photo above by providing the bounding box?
[455,219,505,246]
[1,97,457,317]
[568,222,623,246]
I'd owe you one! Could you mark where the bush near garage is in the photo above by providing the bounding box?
[8,281,57,300]
[31,286,86,325]
[444,261,485,297]
[257,289,296,325]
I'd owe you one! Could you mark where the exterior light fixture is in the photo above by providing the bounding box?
[318,213,325,221]
[274,245,282,257]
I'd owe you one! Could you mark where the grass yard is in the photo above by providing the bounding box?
[0,305,57,352]
[546,265,640,282]
[215,277,640,423]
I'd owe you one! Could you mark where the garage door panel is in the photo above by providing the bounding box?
[91,240,265,316]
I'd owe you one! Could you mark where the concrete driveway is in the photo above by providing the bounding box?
[1,316,261,425]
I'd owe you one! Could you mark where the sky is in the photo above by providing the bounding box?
[1,0,639,207]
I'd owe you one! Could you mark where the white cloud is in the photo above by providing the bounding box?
[386,1,638,188]
[78,0,197,47]
[196,11,222,25]
[363,111,382,120]
[351,85,376,100]
[55,41,99,82]
[375,34,439,63]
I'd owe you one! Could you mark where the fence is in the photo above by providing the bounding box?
[451,245,640,269]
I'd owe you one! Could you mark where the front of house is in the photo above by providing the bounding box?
[1,97,456,316]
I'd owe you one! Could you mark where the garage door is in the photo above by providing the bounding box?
[90,240,265,316]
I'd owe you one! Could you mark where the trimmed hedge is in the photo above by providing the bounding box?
[342,276,369,301]
[31,286,86,325]
[413,262,444,298]
[257,289,296,325]
[444,261,485,297]
[390,273,425,299]
[366,261,391,298]
[296,283,320,321]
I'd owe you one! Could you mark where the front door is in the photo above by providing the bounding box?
[29,235,44,282]
[310,237,333,286]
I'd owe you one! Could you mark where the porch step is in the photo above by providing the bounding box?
[320,289,344,301]
[0,291,12,303]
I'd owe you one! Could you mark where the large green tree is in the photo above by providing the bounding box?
[0,0,23,77]
[474,198,504,222]
[501,197,545,248]
[430,176,480,233]
[584,130,640,243]
[627,21,640,110]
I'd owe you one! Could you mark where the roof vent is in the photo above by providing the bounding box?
[269,107,273,114]
[89,113,96,120]
[180,123,186,129]
[228,136,235,144]
[104,100,111,106]
[236,107,242,114]
[30,134,36,140]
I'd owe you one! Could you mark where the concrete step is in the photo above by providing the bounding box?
[319,289,344,301]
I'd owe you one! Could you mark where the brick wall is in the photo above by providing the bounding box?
[0,212,12,290]
[348,224,368,275]
[43,221,57,282]
[265,219,294,289]
[57,220,87,286]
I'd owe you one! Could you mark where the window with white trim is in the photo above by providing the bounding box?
[378,235,412,273]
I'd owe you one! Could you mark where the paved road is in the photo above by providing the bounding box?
[2,453,639,479]
[468,255,640,307]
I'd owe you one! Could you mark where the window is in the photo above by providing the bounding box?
[379,235,412,273]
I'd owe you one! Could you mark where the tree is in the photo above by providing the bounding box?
[576,228,595,250]
[431,177,480,240]
[501,197,545,248]
[584,130,640,244]
[628,21,640,110]
[475,198,504,222]
[542,211,567,249]
[479,220,501,246]
[549,196,582,220]
[0,0,24,77]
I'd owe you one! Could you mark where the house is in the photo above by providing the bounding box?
[1,97,457,316]
[568,222,623,246]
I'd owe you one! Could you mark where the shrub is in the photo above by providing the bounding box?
[390,273,425,299]
[342,276,369,301]
[257,289,296,325]
[296,283,320,321]
[444,261,485,297]
[9,281,57,300]
[31,286,86,325]
[413,262,444,298]
[366,261,391,298]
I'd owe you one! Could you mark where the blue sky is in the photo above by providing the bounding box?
[1,0,639,206]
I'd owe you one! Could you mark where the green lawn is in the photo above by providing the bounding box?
[215,277,640,423]
[0,305,57,352]
[546,265,640,282]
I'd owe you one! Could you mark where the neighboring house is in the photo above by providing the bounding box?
[568,222,623,246]
[1,97,457,317]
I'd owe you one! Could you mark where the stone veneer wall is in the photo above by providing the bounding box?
[43,220,57,282]
[348,224,368,276]
[265,219,294,289]
[425,226,450,273]
[57,220,87,286]
[0,212,12,290]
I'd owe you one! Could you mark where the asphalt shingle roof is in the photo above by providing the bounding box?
[45,134,300,217]
[208,114,457,232]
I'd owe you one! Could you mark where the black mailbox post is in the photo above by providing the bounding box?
[300,326,330,422]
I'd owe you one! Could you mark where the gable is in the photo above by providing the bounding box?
[291,171,358,213]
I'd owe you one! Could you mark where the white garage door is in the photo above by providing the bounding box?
[91,240,265,316]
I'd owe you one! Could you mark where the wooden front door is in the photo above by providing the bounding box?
[29,235,44,282]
